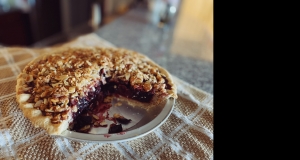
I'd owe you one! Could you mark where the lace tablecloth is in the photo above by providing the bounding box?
[0,34,213,160]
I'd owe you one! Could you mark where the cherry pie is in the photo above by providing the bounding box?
[16,47,177,135]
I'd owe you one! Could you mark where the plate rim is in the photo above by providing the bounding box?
[56,98,174,143]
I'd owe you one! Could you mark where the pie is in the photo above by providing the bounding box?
[16,47,177,135]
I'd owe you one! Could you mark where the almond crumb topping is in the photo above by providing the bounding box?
[19,48,175,124]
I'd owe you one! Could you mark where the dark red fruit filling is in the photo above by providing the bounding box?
[69,76,152,133]
[116,116,132,124]
[68,73,175,133]
[108,124,123,134]
[24,68,171,134]
[102,80,155,103]
[69,83,111,133]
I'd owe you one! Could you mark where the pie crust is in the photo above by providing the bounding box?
[16,47,177,135]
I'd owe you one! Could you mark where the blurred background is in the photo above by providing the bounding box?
[0,0,142,46]
[0,0,213,48]
[0,0,213,94]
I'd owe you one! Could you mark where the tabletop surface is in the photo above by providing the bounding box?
[96,1,213,94]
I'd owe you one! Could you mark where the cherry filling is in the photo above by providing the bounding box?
[24,70,170,134]
[69,82,111,132]
[102,80,155,103]
[69,77,154,133]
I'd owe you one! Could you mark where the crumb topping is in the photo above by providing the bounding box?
[18,48,172,124]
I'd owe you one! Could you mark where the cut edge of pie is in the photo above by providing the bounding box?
[16,47,177,135]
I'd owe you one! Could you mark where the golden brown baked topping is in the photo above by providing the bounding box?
[16,47,177,134]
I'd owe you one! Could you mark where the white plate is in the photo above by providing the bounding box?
[57,98,174,142]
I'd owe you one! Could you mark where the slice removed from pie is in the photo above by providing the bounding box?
[16,47,177,135]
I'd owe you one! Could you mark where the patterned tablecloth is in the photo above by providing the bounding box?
[0,34,213,160]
